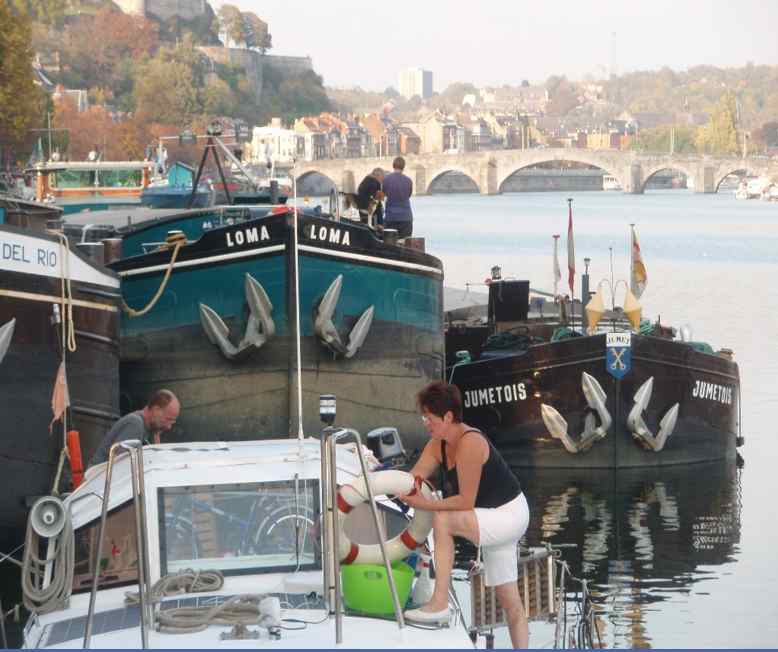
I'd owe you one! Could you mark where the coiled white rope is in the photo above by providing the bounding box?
[156,594,271,634]
[21,511,74,614]
[124,568,224,605]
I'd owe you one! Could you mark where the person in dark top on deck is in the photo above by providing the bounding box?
[356,167,384,226]
[89,389,180,467]
[400,381,530,648]
[382,156,413,238]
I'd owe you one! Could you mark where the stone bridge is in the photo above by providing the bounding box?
[293,149,778,195]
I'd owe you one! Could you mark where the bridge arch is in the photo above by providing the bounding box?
[295,170,338,196]
[497,159,624,194]
[713,165,758,192]
[495,149,628,192]
[425,166,482,194]
[639,163,697,193]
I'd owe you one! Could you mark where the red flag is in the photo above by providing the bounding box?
[630,225,647,298]
[567,200,575,296]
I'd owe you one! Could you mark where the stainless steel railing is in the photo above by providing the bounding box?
[83,440,152,649]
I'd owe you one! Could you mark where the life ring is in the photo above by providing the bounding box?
[337,469,436,565]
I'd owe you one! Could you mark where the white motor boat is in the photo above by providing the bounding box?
[602,175,622,191]
[19,437,477,649]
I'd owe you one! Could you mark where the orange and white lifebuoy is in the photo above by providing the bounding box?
[336,469,436,565]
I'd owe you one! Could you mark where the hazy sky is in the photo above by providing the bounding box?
[215,0,778,90]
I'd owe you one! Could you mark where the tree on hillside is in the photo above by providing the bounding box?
[134,56,201,125]
[630,125,697,154]
[9,0,66,25]
[752,120,778,151]
[53,99,119,160]
[217,5,272,52]
[202,77,237,117]
[695,92,739,155]
[546,78,578,116]
[62,8,159,93]
[440,82,478,104]
[218,4,247,46]
[0,4,44,157]
[242,12,271,52]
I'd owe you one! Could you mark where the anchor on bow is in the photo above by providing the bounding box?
[314,274,374,359]
[199,274,275,360]
[0,318,15,366]
[541,372,612,454]
[627,376,680,452]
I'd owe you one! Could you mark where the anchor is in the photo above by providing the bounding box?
[541,372,612,454]
[626,376,680,452]
[0,318,15,366]
[199,274,275,360]
[314,274,374,359]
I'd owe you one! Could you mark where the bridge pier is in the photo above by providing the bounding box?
[695,165,716,193]
[341,170,355,194]
[625,163,644,194]
[480,158,499,195]
[413,165,427,196]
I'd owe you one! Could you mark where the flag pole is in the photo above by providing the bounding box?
[567,197,575,327]
[629,222,635,296]
[552,234,561,298]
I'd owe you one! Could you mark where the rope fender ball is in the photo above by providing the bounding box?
[336,470,436,565]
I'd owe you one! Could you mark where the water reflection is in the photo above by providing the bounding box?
[521,461,742,648]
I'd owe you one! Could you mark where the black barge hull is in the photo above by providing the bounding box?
[0,225,119,548]
[450,334,740,468]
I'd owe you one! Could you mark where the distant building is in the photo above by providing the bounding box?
[399,67,433,100]
[248,118,304,166]
[396,127,421,155]
[114,0,208,21]
[362,113,399,157]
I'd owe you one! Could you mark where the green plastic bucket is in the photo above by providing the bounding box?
[341,561,414,615]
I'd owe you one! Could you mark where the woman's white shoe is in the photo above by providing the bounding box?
[403,606,451,625]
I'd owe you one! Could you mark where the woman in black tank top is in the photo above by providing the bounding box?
[400,381,529,648]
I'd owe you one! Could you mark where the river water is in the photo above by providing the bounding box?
[415,189,778,648]
[2,190,774,648]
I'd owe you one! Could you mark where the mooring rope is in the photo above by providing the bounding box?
[121,234,186,317]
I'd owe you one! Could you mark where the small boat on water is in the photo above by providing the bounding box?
[18,437,476,648]
[445,270,743,469]
[760,182,778,202]
[736,176,771,200]
[602,175,622,191]
[140,162,212,210]
[31,160,154,214]
[0,194,120,550]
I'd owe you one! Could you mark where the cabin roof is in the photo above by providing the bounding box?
[68,438,377,529]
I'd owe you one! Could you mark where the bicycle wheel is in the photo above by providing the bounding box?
[164,514,202,561]
[249,505,316,557]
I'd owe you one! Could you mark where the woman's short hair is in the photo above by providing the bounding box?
[417,381,463,422]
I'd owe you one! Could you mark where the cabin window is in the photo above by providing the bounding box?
[51,169,98,189]
[158,479,320,576]
[72,501,138,592]
[50,168,143,189]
